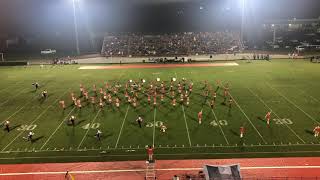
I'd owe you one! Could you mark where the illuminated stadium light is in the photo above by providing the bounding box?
[272,24,275,27]
[72,0,80,55]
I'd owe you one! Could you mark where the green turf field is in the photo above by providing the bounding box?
[1,59,320,164]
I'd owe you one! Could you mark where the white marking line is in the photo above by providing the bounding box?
[266,83,319,124]
[1,165,320,176]
[228,91,267,144]
[247,87,306,143]
[297,88,320,103]
[40,107,76,150]
[0,87,29,107]
[3,149,320,159]
[207,101,229,145]
[1,105,29,124]
[4,142,320,154]
[1,91,69,152]
[181,105,192,147]
[114,105,130,148]
[152,108,156,147]
[0,88,46,125]
[0,88,28,106]
[77,109,102,149]
[0,81,22,94]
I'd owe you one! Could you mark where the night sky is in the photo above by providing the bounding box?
[0,0,319,35]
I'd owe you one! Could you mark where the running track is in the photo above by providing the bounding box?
[1,157,320,179]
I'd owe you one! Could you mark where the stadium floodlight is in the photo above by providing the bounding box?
[272,24,275,27]
[72,0,80,55]
[289,24,292,27]
[240,0,246,47]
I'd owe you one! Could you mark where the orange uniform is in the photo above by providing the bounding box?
[153,96,157,105]
[172,98,176,106]
[99,98,103,108]
[240,127,245,138]
[313,126,320,137]
[132,98,137,107]
[198,111,202,124]
[59,100,65,109]
[84,91,89,100]
[77,99,82,108]
[148,95,151,104]
[265,112,271,126]
[115,98,120,108]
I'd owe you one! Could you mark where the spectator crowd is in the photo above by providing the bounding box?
[101,32,241,57]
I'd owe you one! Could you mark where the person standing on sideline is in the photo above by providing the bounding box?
[147,145,154,162]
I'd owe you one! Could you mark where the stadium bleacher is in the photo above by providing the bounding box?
[101,32,241,57]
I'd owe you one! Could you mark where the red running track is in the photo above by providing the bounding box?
[1,157,320,179]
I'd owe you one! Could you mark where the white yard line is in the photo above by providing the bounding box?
[181,105,192,147]
[2,150,320,160]
[297,88,320,103]
[266,83,320,124]
[0,87,28,107]
[4,142,320,154]
[114,105,130,148]
[174,71,192,146]
[152,108,156,147]
[247,87,306,144]
[40,107,76,150]
[228,92,267,144]
[207,101,229,145]
[1,91,69,152]
[1,165,320,176]
[77,109,102,149]
[0,81,22,94]
[1,88,46,125]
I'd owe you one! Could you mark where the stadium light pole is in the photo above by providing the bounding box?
[72,0,80,55]
[240,0,246,49]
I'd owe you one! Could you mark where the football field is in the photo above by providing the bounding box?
[0,59,320,163]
